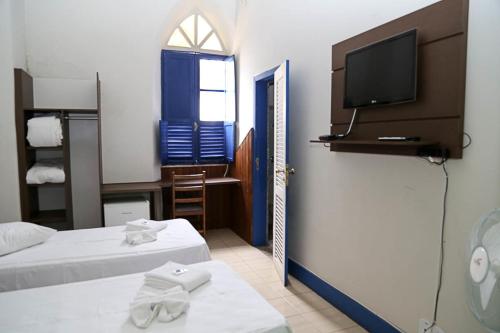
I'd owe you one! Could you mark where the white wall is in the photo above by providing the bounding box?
[23,0,238,184]
[235,1,499,332]
[0,0,26,222]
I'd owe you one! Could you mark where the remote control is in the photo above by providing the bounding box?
[378,136,420,142]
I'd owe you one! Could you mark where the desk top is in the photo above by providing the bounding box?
[101,181,162,194]
[101,177,240,195]
[161,177,241,187]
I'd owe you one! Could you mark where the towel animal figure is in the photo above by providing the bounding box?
[125,219,168,232]
[124,219,168,245]
[130,285,189,328]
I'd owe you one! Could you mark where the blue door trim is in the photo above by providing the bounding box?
[252,66,278,246]
[288,259,401,333]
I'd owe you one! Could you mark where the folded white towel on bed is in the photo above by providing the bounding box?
[26,116,63,147]
[26,159,65,184]
[124,220,168,245]
[144,261,211,291]
[125,219,168,232]
[125,229,158,245]
[130,285,189,328]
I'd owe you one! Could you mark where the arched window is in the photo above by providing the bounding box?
[167,14,224,53]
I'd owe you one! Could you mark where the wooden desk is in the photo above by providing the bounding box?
[101,177,240,222]
[161,177,240,187]
[161,177,241,229]
[101,181,162,194]
[101,182,163,220]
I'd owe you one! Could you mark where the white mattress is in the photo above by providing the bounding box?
[0,219,210,291]
[0,261,291,333]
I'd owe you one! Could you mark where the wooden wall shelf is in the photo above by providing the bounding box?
[30,209,66,223]
[310,139,437,147]
[24,108,98,114]
[310,139,445,157]
[26,145,63,151]
[28,183,65,188]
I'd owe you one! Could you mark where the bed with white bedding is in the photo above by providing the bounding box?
[0,219,210,291]
[0,261,291,333]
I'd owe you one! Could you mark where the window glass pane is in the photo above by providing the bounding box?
[197,15,212,45]
[200,33,223,51]
[200,91,225,121]
[167,28,191,48]
[200,59,225,90]
[180,15,195,45]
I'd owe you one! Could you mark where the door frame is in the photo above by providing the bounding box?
[252,66,278,246]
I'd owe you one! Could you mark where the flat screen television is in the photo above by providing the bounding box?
[343,29,418,109]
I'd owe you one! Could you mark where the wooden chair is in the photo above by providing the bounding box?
[171,171,206,236]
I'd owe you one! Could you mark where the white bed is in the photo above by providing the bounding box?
[0,261,291,333]
[0,219,210,291]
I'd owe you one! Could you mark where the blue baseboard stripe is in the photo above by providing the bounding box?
[288,259,400,333]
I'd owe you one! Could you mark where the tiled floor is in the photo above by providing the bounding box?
[206,228,368,333]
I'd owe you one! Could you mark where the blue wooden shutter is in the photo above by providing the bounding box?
[199,122,225,162]
[159,120,169,164]
[224,121,235,162]
[161,50,196,163]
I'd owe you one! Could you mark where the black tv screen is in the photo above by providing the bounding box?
[343,29,417,109]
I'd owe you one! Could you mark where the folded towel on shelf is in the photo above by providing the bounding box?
[26,159,65,184]
[130,285,189,329]
[145,261,211,291]
[26,116,63,147]
[125,229,158,245]
[125,219,168,232]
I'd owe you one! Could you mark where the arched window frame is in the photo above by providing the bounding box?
[165,12,227,55]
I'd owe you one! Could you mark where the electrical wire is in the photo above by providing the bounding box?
[463,132,472,149]
[424,162,449,333]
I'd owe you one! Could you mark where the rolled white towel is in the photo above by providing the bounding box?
[126,229,157,245]
[144,262,211,292]
[26,116,63,147]
[26,159,65,184]
[130,285,189,329]
[125,219,168,232]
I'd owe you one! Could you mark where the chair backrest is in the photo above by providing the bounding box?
[171,172,206,235]
[171,172,206,197]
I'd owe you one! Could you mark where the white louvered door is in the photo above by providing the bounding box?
[273,61,290,285]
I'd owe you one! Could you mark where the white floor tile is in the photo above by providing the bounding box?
[205,229,361,333]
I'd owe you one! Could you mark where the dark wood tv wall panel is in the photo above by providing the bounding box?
[330,0,469,158]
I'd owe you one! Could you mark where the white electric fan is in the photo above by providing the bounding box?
[466,208,500,332]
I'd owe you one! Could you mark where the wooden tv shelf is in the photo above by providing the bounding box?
[310,139,436,146]
[310,139,444,157]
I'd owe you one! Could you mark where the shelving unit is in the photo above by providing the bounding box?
[14,69,102,230]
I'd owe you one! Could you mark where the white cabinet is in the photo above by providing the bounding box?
[104,199,150,227]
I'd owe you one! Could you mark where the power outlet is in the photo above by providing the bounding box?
[418,319,445,333]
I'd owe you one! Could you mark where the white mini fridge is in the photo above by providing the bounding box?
[104,198,150,227]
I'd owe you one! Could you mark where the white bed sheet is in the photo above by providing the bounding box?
[0,219,210,291]
[0,261,291,333]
